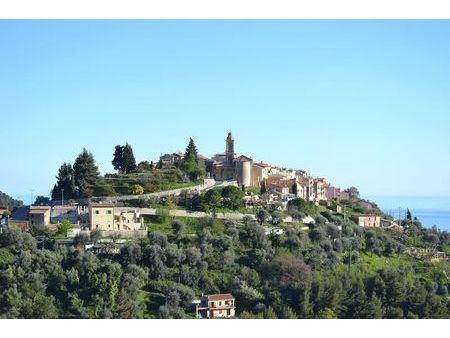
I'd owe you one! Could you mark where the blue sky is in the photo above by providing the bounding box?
[1,20,450,202]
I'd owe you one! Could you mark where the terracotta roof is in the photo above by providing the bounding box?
[254,162,271,168]
[207,294,235,302]
[234,155,253,162]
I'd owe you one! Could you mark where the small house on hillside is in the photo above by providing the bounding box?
[354,214,381,228]
[196,294,236,319]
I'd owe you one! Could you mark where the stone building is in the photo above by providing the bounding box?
[159,152,184,169]
[313,178,328,202]
[114,208,145,231]
[251,162,272,187]
[211,132,254,188]
[235,155,253,188]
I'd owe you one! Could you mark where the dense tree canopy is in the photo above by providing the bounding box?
[112,144,137,175]
[0,190,23,210]
[3,188,450,319]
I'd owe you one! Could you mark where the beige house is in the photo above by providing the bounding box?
[197,294,236,319]
[313,178,328,202]
[251,162,272,188]
[114,209,145,231]
[29,206,51,229]
[89,203,115,231]
[357,214,381,228]
[9,206,51,230]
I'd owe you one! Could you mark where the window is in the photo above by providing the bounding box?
[107,210,112,215]
[95,210,100,215]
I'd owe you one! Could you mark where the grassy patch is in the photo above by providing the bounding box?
[357,252,410,273]
[145,216,226,239]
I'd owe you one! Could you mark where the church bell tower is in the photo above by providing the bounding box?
[226,132,235,164]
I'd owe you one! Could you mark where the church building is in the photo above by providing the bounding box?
[210,132,254,188]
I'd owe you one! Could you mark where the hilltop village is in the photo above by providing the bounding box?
[161,132,344,203]
[4,132,394,236]
[1,132,449,320]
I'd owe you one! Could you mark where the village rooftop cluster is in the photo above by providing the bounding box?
[4,132,399,236]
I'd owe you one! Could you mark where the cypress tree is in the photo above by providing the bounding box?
[112,145,124,174]
[122,143,137,174]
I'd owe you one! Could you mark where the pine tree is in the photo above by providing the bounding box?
[52,163,76,201]
[185,138,198,161]
[73,148,99,198]
[180,138,205,181]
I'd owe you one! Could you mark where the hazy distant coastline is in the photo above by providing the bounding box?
[367,195,450,231]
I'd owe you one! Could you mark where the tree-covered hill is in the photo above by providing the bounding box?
[0,190,23,210]
[0,208,449,319]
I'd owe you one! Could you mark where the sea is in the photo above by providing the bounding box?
[365,196,450,232]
